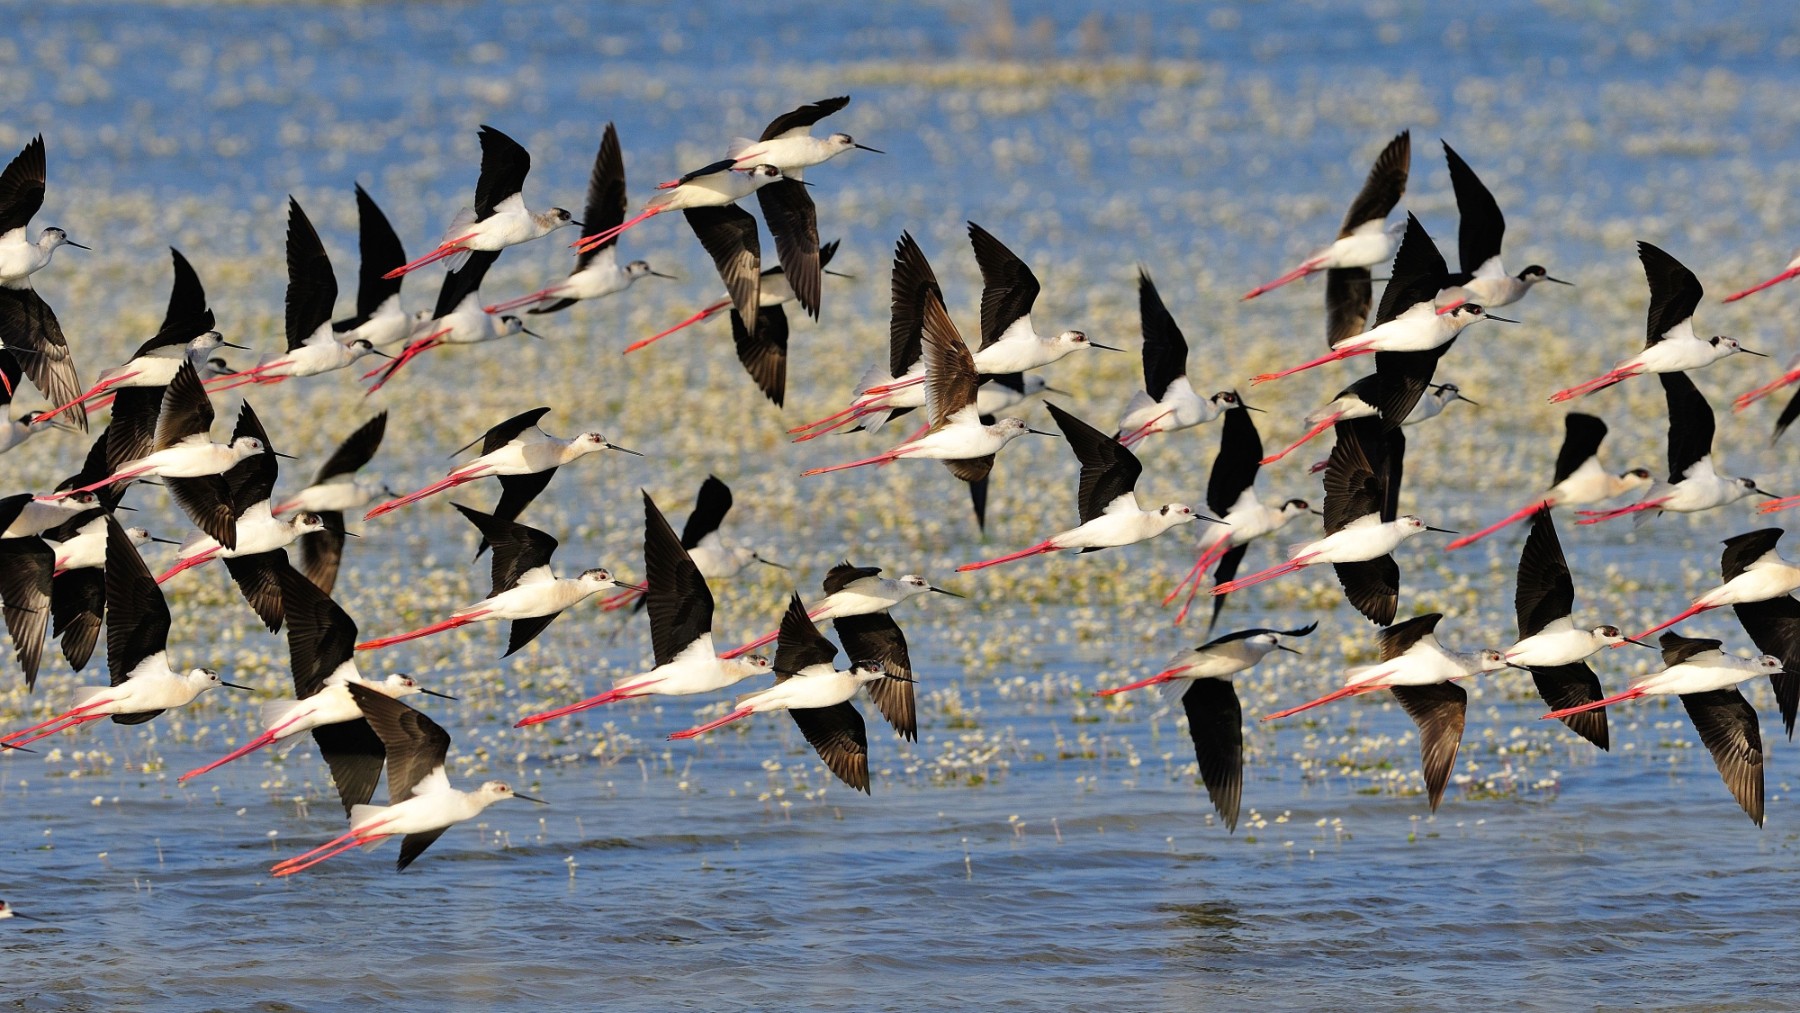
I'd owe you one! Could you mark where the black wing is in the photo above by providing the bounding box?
[833,611,914,741]
[165,473,237,551]
[505,612,561,657]
[1774,387,1800,444]
[644,491,713,668]
[823,562,880,596]
[1731,596,1800,738]
[1339,131,1409,236]
[1377,612,1443,661]
[1137,269,1188,401]
[789,703,870,793]
[0,135,46,236]
[1372,214,1447,327]
[0,348,18,408]
[920,286,978,427]
[483,470,557,555]
[1321,418,1391,531]
[0,288,84,431]
[104,516,170,686]
[1205,544,1249,634]
[473,125,531,222]
[1335,557,1400,627]
[310,719,386,817]
[1045,402,1142,525]
[968,222,1039,350]
[470,406,551,456]
[681,476,733,551]
[429,250,499,320]
[276,560,357,699]
[1325,267,1373,349]
[773,591,837,676]
[1552,413,1608,486]
[1181,678,1244,832]
[453,503,557,595]
[1205,404,1261,518]
[152,361,214,450]
[314,412,388,484]
[1443,142,1504,276]
[889,232,939,376]
[346,683,453,804]
[1659,631,1724,668]
[223,402,279,514]
[684,205,760,324]
[222,550,288,633]
[156,247,214,349]
[299,517,346,595]
[1390,682,1467,812]
[395,828,451,873]
[1721,528,1783,583]
[1639,241,1704,347]
[0,537,52,690]
[1514,507,1574,639]
[50,566,104,672]
[1679,688,1764,826]
[756,179,821,320]
[1531,663,1610,750]
[1660,370,1713,482]
[575,124,627,268]
[344,184,405,326]
[731,305,787,407]
[283,197,337,351]
[759,96,850,140]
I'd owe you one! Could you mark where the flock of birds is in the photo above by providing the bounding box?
[5,98,1800,889]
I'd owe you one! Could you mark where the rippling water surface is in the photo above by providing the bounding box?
[8,2,1800,1009]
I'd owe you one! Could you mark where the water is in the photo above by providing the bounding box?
[7,1,1800,1008]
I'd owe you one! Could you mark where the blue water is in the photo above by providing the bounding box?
[7,2,1800,1009]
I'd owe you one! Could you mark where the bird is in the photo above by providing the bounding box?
[1724,542,1800,740]
[1550,243,1765,402]
[383,125,576,278]
[207,198,386,390]
[1505,507,1647,749]
[667,591,899,794]
[177,561,454,786]
[601,475,784,611]
[1447,413,1651,549]
[331,184,412,348]
[725,96,879,320]
[0,900,42,923]
[513,491,773,726]
[800,279,1051,477]
[271,683,546,875]
[1578,372,1775,524]
[1244,130,1410,305]
[1264,613,1516,810]
[1722,249,1800,303]
[366,407,636,519]
[156,405,324,632]
[35,247,235,426]
[1164,398,1314,628]
[1436,141,1569,310]
[1,517,248,747]
[856,223,1117,399]
[357,504,638,655]
[273,412,389,593]
[572,161,785,254]
[0,349,73,455]
[958,402,1207,571]
[1250,215,1505,386]
[0,135,88,426]
[45,361,272,503]
[1215,420,1452,626]
[1632,529,1800,641]
[1094,622,1315,830]
[1113,269,1238,447]
[1544,633,1781,826]
[485,123,670,315]
[364,251,532,392]
[720,561,960,660]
